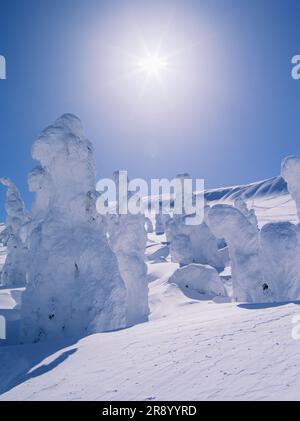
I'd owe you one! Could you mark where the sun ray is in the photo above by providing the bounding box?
[137,54,169,78]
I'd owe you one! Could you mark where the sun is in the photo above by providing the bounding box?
[137,53,169,78]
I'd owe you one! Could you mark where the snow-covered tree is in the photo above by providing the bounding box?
[145,217,154,233]
[166,213,227,272]
[208,204,267,302]
[0,178,29,287]
[260,222,300,302]
[21,114,127,343]
[164,173,227,271]
[281,156,300,222]
[155,212,171,235]
[234,197,258,227]
[106,170,149,326]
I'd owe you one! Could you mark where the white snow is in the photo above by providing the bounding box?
[2,139,300,401]
[260,222,300,302]
[0,178,28,287]
[20,114,127,343]
[155,213,171,235]
[208,204,266,303]
[281,156,300,222]
[166,213,227,271]
[106,171,149,326]
[234,197,258,227]
[0,223,6,272]
[145,217,154,233]
[169,263,227,299]
[1,185,300,400]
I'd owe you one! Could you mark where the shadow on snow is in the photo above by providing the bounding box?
[0,336,79,397]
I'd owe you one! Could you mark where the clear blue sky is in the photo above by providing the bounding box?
[0,0,300,220]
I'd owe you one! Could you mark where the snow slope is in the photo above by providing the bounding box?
[1,179,300,401]
[204,176,287,202]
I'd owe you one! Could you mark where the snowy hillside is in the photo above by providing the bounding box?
[204,176,287,202]
[1,179,300,401]
[147,176,295,228]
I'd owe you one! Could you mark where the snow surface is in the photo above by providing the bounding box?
[1,181,300,400]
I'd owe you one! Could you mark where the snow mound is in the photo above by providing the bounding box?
[169,263,227,299]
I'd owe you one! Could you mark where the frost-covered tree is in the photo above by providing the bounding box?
[208,204,267,303]
[0,178,29,287]
[234,197,258,227]
[260,222,300,302]
[281,156,300,221]
[106,171,149,326]
[21,114,127,343]
[155,212,171,235]
[166,213,227,272]
[145,217,154,233]
[164,173,227,271]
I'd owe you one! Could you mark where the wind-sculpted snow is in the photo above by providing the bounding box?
[2,157,300,400]
[106,171,149,326]
[21,114,127,343]
[208,204,267,303]
[0,178,28,287]
[204,176,287,203]
[169,263,227,299]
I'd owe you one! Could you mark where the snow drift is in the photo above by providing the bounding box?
[169,263,227,299]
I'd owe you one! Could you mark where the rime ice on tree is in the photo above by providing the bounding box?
[260,222,300,302]
[0,178,28,287]
[166,212,227,272]
[281,156,300,222]
[145,217,154,233]
[155,212,171,235]
[106,171,149,326]
[164,173,226,271]
[234,197,258,227]
[208,204,267,303]
[21,114,127,343]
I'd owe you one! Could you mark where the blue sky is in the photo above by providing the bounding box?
[0,0,300,220]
